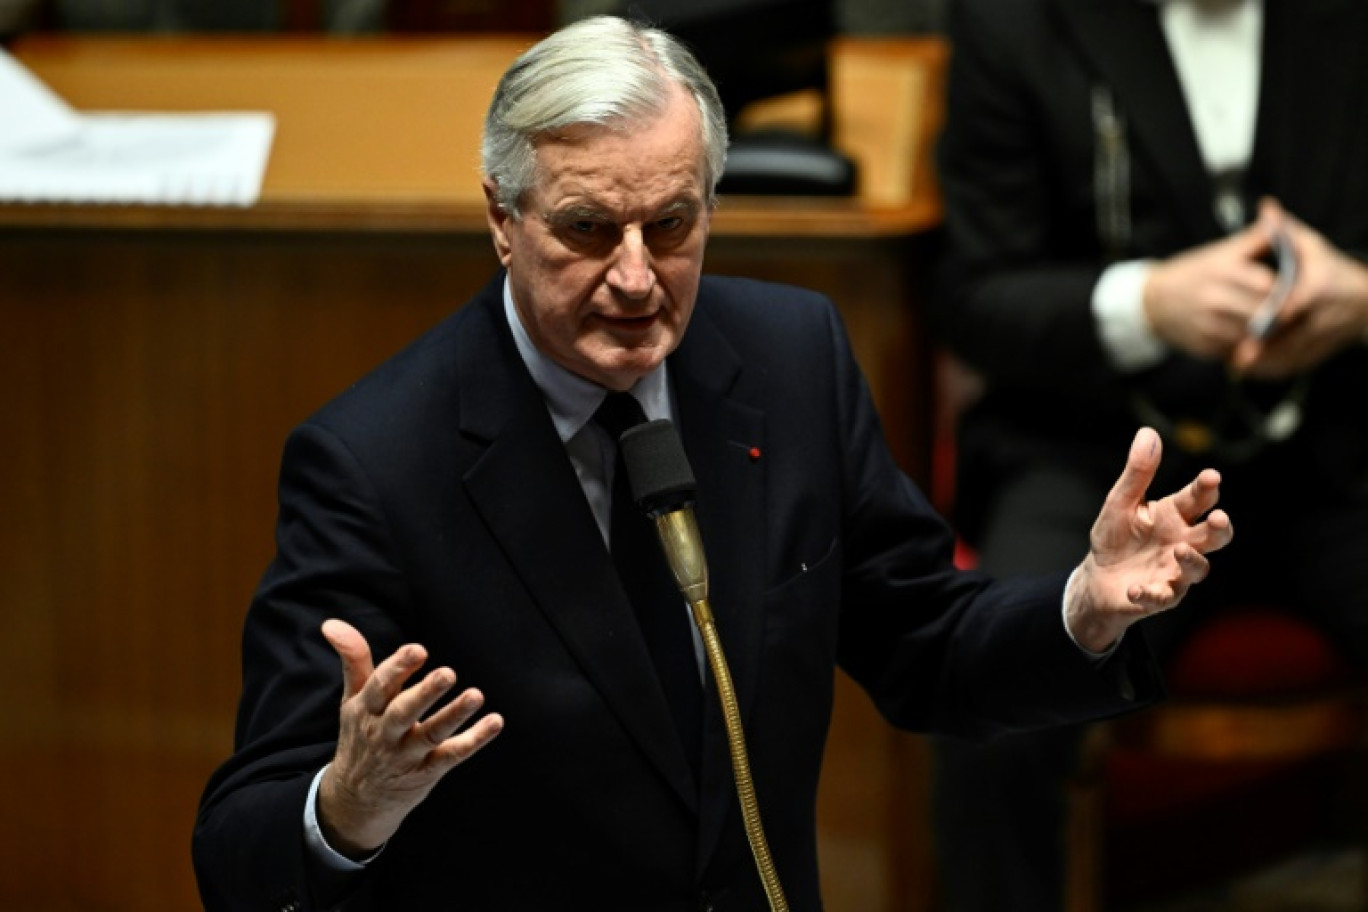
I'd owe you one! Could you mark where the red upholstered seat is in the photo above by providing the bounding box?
[1166,607,1353,698]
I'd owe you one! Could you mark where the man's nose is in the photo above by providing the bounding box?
[607,227,655,299]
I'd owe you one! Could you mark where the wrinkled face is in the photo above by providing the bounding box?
[484,86,712,391]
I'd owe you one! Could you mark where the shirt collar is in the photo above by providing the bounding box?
[502,276,671,445]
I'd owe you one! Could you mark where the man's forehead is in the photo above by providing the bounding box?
[530,132,707,214]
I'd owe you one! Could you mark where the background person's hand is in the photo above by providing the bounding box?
[1143,223,1277,361]
[1231,198,1368,378]
[1065,428,1233,653]
[316,619,504,859]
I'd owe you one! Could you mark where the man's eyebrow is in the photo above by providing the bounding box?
[545,204,609,223]
[656,199,701,217]
[544,197,702,224]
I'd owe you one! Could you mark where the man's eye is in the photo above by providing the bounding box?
[655,216,684,231]
[569,220,600,234]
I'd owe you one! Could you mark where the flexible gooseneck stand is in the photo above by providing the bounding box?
[621,419,789,912]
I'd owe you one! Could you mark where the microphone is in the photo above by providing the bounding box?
[617,417,791,912]
[618,419,709,608]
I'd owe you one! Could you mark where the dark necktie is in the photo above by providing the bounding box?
[594,392,702,776]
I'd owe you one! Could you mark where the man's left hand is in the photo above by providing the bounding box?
[1066,427,1233,653]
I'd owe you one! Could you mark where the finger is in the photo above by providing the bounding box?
[1228,259,1278,303]
[1192,508,1234,554]
[414,687,490,747]
[1168,467,1222,525]
[1127,574,1184,613]
[322,619,375,702]
[1126,581,1174,612]
[1173,543,1211,587]
[1104,427,1162,515]
[426,711,505,771]
[1262,197,1314,241]
[1255,196,1286,237]
[1128,543,1210,611]
[358,642,429,716]
[382,666,459,742]
[1227,214,1275,263]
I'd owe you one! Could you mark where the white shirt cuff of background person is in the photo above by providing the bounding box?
[304,764,383,871]
[1093,260,1168,372]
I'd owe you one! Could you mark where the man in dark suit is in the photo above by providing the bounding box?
[192,14,1233,911]
[930,0,1368,909]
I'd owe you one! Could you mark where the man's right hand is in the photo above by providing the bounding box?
[1143,221,1277,361]
[317,619,504,860]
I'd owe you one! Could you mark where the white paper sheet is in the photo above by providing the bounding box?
[0,46,82,155]
[0,48,275,207]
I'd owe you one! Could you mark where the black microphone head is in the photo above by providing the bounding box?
[618,419,697,516]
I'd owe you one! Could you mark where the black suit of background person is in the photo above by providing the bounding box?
[192,15,1232,911]
[930,0,1368,909]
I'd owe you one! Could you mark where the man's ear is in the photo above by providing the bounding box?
[483,179,514,267]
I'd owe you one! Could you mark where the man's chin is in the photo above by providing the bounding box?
[579,344,670,390]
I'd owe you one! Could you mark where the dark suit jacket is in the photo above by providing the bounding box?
[933,0,1368,537]
[193,273,1158,911]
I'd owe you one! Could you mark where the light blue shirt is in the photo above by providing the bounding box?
[502,279,675,545]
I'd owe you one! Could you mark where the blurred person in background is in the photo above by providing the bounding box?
[929,1,1368,909]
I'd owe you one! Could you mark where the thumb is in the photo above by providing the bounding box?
[1256,195,1286,234]
[1230,210,1276,261]
[322,619,375,701]
[1103,427,1161,518]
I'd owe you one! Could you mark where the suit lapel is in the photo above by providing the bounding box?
[1052,0,1220,240]
[668,295,770,869]
[457,283,699,807]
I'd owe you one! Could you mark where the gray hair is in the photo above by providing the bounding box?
[481,15,729,216]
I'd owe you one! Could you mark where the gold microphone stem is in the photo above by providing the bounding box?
[653,508,788,911]
[690,596,789,912]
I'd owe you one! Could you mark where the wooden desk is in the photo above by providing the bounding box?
[1,34,943,234]
[0,35,946,912]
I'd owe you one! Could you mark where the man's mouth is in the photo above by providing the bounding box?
[603,312,658,331]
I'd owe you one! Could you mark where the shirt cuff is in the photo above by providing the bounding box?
[1062,565,1124,660]
[304,764,383,872]
[1092,259,1168,372]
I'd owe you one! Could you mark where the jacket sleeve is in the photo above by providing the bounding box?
[193,422,413,911]
[819,299,1161,739]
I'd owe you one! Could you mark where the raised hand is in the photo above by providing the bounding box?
[1065,428,1233,653]
[316,619,504,859]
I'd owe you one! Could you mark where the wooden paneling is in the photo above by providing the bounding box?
[0,230,497,910]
